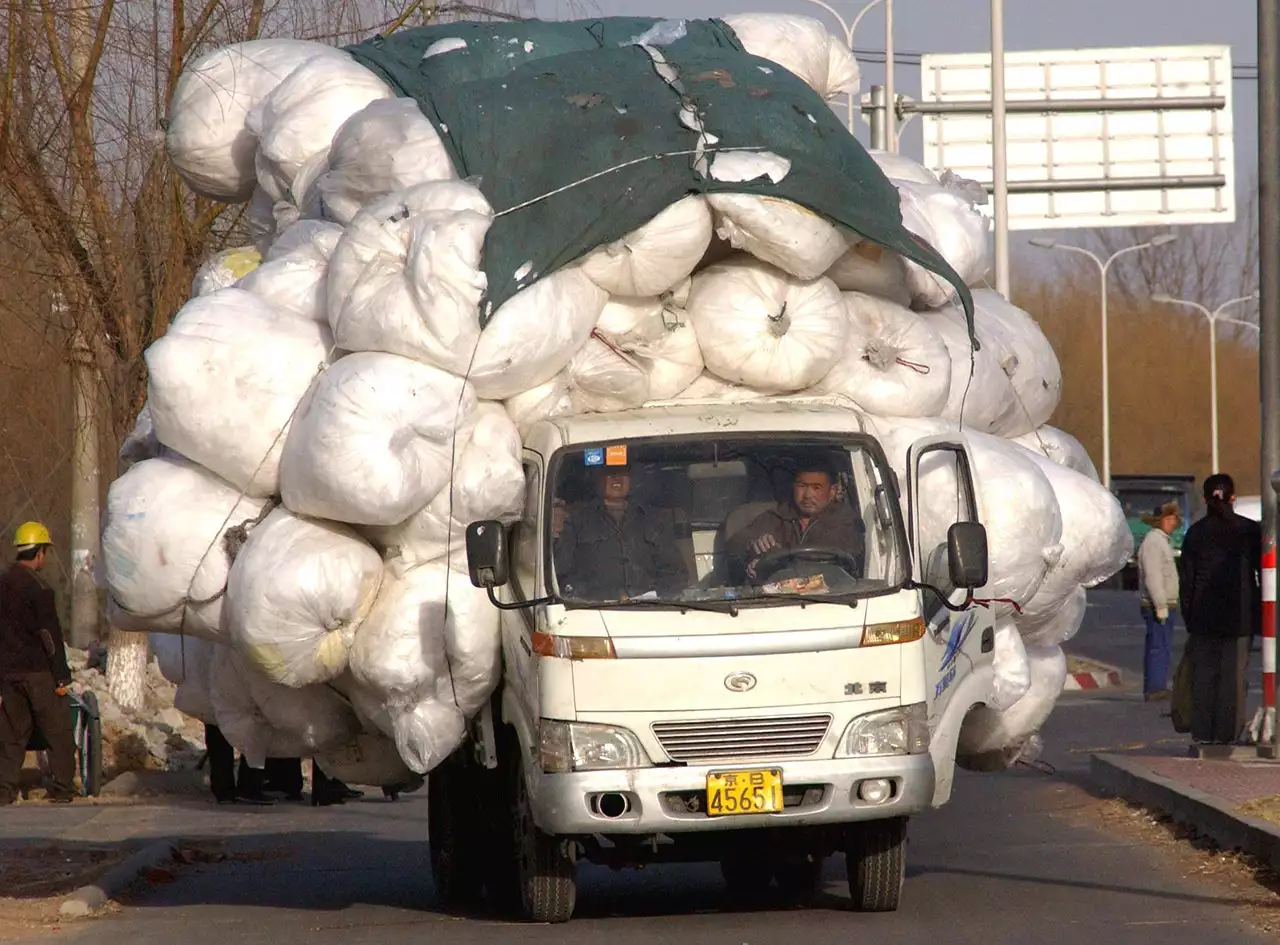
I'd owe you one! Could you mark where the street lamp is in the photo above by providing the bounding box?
[797,0,893,139]
[1152,292,1260,474]
[1029,233,1178,488]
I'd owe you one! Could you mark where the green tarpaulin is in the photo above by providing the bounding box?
[346,18,975,339]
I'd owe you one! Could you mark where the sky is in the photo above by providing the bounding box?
[528,0,1260,279]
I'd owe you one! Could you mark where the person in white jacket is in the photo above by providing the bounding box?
[1138,501,1182,701]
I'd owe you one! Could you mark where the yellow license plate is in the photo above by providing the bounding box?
[706,768,783,817]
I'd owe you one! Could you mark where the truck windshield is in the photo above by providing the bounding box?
[547,436,907,607]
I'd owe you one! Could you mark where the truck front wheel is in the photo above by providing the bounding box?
[512,757,576,923]
[845,817,907,912]
[428,756,487,910]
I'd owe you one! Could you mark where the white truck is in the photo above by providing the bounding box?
[429,399,1000,922]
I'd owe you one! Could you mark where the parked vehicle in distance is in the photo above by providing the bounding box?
[1106,474,1201,591]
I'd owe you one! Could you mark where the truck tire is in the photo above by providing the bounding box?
[512,755,576,923]
[774,853,825,901]
[845,817,907,912]
[428,756,488,910]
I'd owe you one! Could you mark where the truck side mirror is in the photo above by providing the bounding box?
[466,520,509,589]
[947,521,988,589]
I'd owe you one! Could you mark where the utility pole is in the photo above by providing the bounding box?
[990,0,1009,298]
[1257,0,1279,759]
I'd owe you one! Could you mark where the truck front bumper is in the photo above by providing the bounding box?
[532,753,934,836]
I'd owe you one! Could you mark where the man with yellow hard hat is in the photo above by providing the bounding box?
[0,522,75,804]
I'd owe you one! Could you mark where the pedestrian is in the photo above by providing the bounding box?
[1179,474,1262,745]
[1138,501,1181,701]
[0,523,77,804]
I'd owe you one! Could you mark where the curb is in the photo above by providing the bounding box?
[1090,753,1280,872]
[1063,656,1124,691]
[59,839,178,918]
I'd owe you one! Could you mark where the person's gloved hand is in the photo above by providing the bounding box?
[1156,607,1169,622]
[55,682,71,696]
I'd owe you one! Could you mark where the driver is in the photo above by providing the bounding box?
[729,461,865,582]
[552,458,689,601]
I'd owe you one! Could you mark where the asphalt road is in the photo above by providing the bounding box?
[44,591,1274,945]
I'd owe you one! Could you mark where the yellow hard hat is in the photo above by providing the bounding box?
[13,521,51,548]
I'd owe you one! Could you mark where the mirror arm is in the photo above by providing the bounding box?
[485,586,554,611]
[909,580,975,613]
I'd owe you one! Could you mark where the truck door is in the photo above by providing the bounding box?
[500,452,545,736]
[906,436,996,804]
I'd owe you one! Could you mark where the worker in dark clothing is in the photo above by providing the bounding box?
[728,462,866,583]
[552,461,688,601]
[1179,473,1262,745]
[0,523,76,804]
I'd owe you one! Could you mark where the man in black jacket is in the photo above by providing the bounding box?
[1179,474,1262,745]
[0,522,76,804]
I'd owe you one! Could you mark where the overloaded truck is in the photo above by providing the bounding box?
[429,399,998,922]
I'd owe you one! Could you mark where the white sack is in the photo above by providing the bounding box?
[721,13,860,101]
[970,289,1062,435]
[868,150,940,186]
[896,178,992,309]
[466,265,608,400]
[1014,452,1132,637]
[392,697,466,775]
[869,416,1064,615]
[102,456,268,641]
[1012,425,1099,482]
[118,403,169,471]
[151,634,217,724]
[687,259,846,393]
[210,647,316,767]
[365,403,524,575]
[145,289,333,496]
[237,221,344,323]
[923,304,1021,436]
[671,371,768,404]
[166,40,348,201]
[226,508,384,688]
[192,247,262,297]
[707,195,847,280]
[504,373,575,439]
[328,182,493,373]
[248,53,394,200]
[1019,585,1088,648]
[957,644,1067,759]
[990,620,1031,711]
[579,197,712,297]
[316,99,457,226]
[568,293,704,411]
[816,293,951,417]
[825,240,912,307]
[316,731,414,787]
[279,352,477,526]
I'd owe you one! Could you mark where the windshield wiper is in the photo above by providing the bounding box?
[588,598,741,616]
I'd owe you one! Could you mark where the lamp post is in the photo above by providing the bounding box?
[797,0,892,137]
[1152,292,1260,474]
[1029,234,1178,488]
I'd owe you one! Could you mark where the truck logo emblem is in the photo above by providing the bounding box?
[724,672,757,693]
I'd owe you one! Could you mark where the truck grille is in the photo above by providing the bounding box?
[651,714,832,763]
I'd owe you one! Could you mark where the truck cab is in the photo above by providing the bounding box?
[430,401,998,922]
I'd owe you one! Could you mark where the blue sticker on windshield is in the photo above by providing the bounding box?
[584,448,604,467]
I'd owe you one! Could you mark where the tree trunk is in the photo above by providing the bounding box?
[106,627,150,713]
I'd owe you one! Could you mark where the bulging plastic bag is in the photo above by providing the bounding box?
[315,731,414,787]
[923,304,1021,436]
[687,258,846,393]
[327,182,493,374]
[102,456,268,641]
[166,40,348,201]
[248,53,394,200]
[118,403,170,471]
[392,697,467,775]
[825,240,912,307]
[316,99,457,226]
[1012,425,1099,483]
[579,196,712,297]
[151,634,217,724]
[467,264,608,400]
[237,221,344,324]
[364,404,525,576]
[816,292,951,417]
[957,644,1067,761]
[226,508,384,688]
[868,150,940,186]
[279,352,478,526]
[721,13,861,101]
[706,195,848,281]
[990,620,1032,711]
[970,290,1063,436]
[192,247,262,297]
[670,371,769,404]
[504,373,575,438]
[1018,584,1088,648]
[896,177,992,308]
[145,288,333,497]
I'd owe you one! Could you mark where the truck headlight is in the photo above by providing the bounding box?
[835,703,930,758]
[540,720,652,773]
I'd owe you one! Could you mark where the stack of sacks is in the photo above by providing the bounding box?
[101,14,1127,786]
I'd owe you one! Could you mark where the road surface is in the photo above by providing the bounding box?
[43,591,1275,944]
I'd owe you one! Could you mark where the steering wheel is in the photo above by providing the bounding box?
[751,547,861,582]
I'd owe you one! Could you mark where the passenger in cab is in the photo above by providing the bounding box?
[729,460,865,582]
[552,458,688,600]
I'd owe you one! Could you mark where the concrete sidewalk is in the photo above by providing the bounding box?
[1091,752,1280,871]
